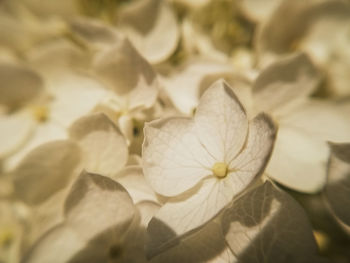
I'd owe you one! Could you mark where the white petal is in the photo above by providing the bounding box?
[229,113,277,194]
[222,181,322,262]
[0,111,35,158]
[113,166,159,204]
[147,178,235,251]
[194,79,248,163]
[68,18,120,50]
[0,63,44,109]
[64,171,137,241]
[147,213,234,262]
[142,117,214,196]
[161,60,234,115]
[253,53,322,115]
[23,224,85,263]
[93,38,158,109]
[137,201,161,227]
[12,140,82,205]
[4,121,68,171]
[69,113,128,176]
[49,72,107,127]
[280,99,350,143]
[324,143,350,232]
[239,0,284,22]
[266,124,329,193]
[118,0,179,64]
[26,38,87,75]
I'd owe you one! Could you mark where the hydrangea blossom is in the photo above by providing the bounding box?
[143,79,277,240]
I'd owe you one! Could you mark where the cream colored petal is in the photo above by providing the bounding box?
[0,111,35,158]
[113,166,159,204]
[194,79,248,163]
[296,2,350,97]
[136,200,161,227]
[69,113,128,176]
[68,18,120,51]
[12,140,82,205]
[229,113,277,194]
[142,117,214,196]
[93,38,158,98]
[147,177,236,252]
[324,143,350,232]
[26,38,88,75]
[239,0,284,22]
[147,211,234,262]
[256,0,312,64]
[49,72,107,127]
[161,60,233,115]
[64,171,137,241]
[118,0,179,64]
[4,121,68,171]
[280,99,350,143]
[23,224,85,263]
[222,181,323,263]
[266,124,329,193]
[253,53,322,114]
[25,172,139,263]
[0,63,44,109]
[21,0,80,18]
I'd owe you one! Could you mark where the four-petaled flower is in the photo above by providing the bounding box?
[143,79,277,238]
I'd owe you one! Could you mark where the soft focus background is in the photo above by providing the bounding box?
[0,0,350,262]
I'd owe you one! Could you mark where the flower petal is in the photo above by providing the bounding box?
[113,166,159,204]
[0,63,44,109]
[4,121,68,171]
[194,79,248,163]
[229,113,277,193]
[253,53,322,115]
[12,140,82,205]
[222,181,323,262]
[93,38,158,109]
[142,117,214,196]
[147,178,235,252]
[118,0,179,64]
[0,111,35,158]
[280,99,350,143]
[64,171,137,241]
[147,216,234,262]
[23,224,85,263]
[266,124,329,193]
[239,0,284,22]
[324,143,350,232]
[49,72,107,127]
[69,113,128,176]
[161,60,234,115]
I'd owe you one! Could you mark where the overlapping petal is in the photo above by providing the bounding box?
[194,79,248,163]
[69,113,128,176]
[143,117,214,196]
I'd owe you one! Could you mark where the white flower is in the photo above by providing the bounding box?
[142,79,276,241]
[252,52,350,193]
[148,181,325,263]
[256,0,350,96]
[92,37,159,153]
[0,63,107,171]
[23,171,143,263]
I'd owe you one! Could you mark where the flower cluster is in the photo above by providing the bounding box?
[0,0,350,262]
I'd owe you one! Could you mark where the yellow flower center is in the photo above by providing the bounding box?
[31,105,49,122]
[212,162,228,178]
[0,228,13,247]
